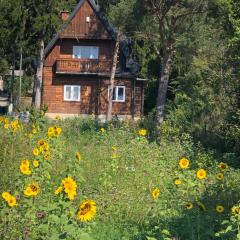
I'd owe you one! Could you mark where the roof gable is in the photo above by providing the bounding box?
[45,0,116,55]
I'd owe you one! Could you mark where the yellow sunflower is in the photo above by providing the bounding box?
[24,183,40,197]
[174,179,182,186]
[75,152,81,161]
[20,162,31,175]
[2,192,11,201]
[44,151,50,160]
[33,160,40,168]
[216,205,224,213]
[48,127,54,137]
[179,158,189,169]
[218,162,228,171]
[54,127,62,136]
[216,173,224,180]
[100,128,105,133]
[7,196,17,207]
[54,186,63,195]
[77,200,97,222]
[62,177,77,200]
[32,148,39,157]
[186,202,193,210]
[139,128,147,137]
[197,169,206,180]
[151,188,160,200]
[231,206,240,216]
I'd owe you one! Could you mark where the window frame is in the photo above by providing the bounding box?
[72,46,99,59]
[108,86,126,103]
[64,85,81,102]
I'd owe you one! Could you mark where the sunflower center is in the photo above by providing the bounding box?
[80,204,91,215]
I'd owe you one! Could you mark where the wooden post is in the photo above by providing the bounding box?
[34,40,44,109]
[19,47,23,106]
[106,31,120,122]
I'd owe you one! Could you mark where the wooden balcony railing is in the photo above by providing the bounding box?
[56,59,112,74]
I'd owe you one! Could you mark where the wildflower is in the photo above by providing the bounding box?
[75,152,81,161]
[38,139,46,146]
[32,148,39,157]
[48,127,54,137]
[7,196,17,207]
[151,188,160,200]
[2,192,17,207]
[32,128,37,134]
[216,205,224,213]
[174,179,182,186]
[55,115,61,120]
[231,205,240,216]
[62,177,77,200]
[54,127,62,136]
[4,124,9,129]
[112,146,118,151]
[216,173,224,180]
[20,160,31,175]
[24,183,40,197]
[179,158,189,169]
[2,192,11,201]
[100,128,105,133]
[28,133,33,139]
[111,153,119,159]
[77,200,97,222]
[186,202,193,210]
[197,169,206,180]
[218,162,228,172]
[139,128,147,137]
[54,186,63,195]
[44,151,50,160]
[33,160,39,168]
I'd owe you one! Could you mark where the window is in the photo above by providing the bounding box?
[64,85,81,101]
[108,86,126,102]
[73,46,99,59]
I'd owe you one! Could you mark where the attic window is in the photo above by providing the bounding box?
[86,17,91,23]
[73,46,99,59]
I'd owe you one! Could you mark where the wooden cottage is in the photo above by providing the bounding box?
[43,0,146,120]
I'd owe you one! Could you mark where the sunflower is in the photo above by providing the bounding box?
[174,179,182,186]
[100,128,105,133]
[151,188,160,200]
[32,148,39,157]
[24,183,40,197]
[2,192,11,201]
[179,158,189,169]
[218,162,228,171]
[32,128,37,134]
[75,152,81,161]
[54,127,62,136]
[231,206,240,216]
[111,153,120,159]
[48,127,54,137]
[216,205,224,213]
[62,177,77,200]
[38,139,46,146]
[7,196,17,207]
[216,173,224,180]
[54,186,63,195]
[77,200,97,222]
[112,146,118,151]
[186,202,193,209]
[20,161,31,175]
[4,124,9,129]
[197,169,206,180]
[33,160,40,168]
[44,151,50,160]
[139,128,147,137]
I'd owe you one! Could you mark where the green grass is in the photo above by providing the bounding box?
[0,117,240,239]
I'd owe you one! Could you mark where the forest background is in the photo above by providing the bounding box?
[0,0,239,157]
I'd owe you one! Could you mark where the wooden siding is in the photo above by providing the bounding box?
[42,68,142,116]
[61,0,111,39]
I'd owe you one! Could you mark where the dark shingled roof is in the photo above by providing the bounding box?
[44,0,116,55]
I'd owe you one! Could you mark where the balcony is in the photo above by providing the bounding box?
[56,59,112,75]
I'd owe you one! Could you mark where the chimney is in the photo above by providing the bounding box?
[60,11,69,22]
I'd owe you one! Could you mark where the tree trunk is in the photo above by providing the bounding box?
[34,40,44,109]
[156,44,173,124]
[106,31,120,122]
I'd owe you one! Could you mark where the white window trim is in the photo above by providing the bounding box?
[73,46,99,59]
[108,86,126,103]
[64,85,81,102]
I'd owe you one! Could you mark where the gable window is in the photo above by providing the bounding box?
[73,46,99,59]
[64,85,81,101]
[108,86,126,102]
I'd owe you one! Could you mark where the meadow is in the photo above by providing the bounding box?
[0,114,240,240]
